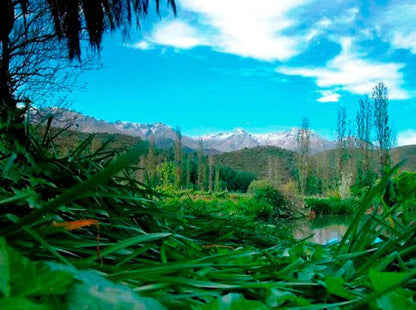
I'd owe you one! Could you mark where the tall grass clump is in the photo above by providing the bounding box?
[1,114,416,309]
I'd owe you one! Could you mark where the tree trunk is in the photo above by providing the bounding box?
[0,0,27,146]
[0,0,15,113]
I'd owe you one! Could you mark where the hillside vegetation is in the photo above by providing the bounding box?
[214,146,297,179]
[391,145,416,171]
[313,146,416,171]
[40,128,141,155]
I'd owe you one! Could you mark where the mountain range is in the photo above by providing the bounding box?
[30,107,336,154]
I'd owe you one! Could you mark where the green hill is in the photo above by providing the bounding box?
[313,145,416,171]
[46,127,415,183]
[391,145,416,171]
[38,128,141,156]
[214,146,297,180]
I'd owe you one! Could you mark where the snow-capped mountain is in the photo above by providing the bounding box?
[200,128,334,154]
[200,128,260,152]
[30,108,335,153]
[253,128,335,153]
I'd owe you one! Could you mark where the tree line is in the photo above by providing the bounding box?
[133,81,397,198]
[294,81,395,197]
[136,130,256,192]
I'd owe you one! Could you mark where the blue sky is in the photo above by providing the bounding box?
[69,0,416,145]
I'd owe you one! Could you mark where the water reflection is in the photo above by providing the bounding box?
[291,215,351,244]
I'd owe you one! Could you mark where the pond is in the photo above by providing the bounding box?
[290,215,352,244]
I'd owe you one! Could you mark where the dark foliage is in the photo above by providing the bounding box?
[305,197,358,215]
[215,146,297,180]
[218,166,256,192]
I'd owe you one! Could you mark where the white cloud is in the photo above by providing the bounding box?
[124,0,413,101]
[391,32,416,54]
[317,17,331,28]
[376,3,416,54]
[135,0,313,61]
[305,7,360,43]
[336,7,359,25]
[398,129,416,146]
[317,90,340,102]
[277,38,409,100]
[127,40,153,50]
[151,20,204,49]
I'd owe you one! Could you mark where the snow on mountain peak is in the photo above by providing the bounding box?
[32,108,335,153]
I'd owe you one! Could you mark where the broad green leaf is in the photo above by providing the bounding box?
[325,276,356,300]
[265,288,311,307]
[48,262,165,310]
[1,152,17,178]
[15,265,73,297]
[369,268,410,292]
[0,238,10,297]
[333,260,355,281]
[0,239,73,298]
[375,288,416,310]
[298,264,326,282]
[0,297,48,310]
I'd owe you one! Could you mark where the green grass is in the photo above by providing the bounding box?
[1,122,416,309]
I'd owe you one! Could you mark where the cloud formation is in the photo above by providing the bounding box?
[376,2,416,54]
[151,20,204,49]
[317,90,341,103]
[277,38,408,100]
[126,0,413,101]
[136,0,313,61]
[126,40,153,50]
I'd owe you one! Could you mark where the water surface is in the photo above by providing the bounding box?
[290,215,351,244]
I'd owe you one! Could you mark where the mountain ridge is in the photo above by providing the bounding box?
[30,107,335,154]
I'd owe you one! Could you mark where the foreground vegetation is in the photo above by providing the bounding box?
[1,120,416,309]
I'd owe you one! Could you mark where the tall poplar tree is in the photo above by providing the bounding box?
[372,82,391,175]
[208,154,214,192]
[296,117,311,196]
[336,106,347,178]
[147,134,157,186]
[356,96,373,182]
[185,153,193,189]
[197,139,205,191]
[174,126,183,189]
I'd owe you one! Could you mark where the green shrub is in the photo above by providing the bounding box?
[248,180,285,206]
[248,180,289,219]
[305,197,358,215]
[251,200,275,221]
[401,198,416,213]
[394,171,416,202]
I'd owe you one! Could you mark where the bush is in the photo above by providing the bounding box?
[251,200,275,221]
[305,197,358,215]
[247,180,289,219]
[394,171,416,202]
